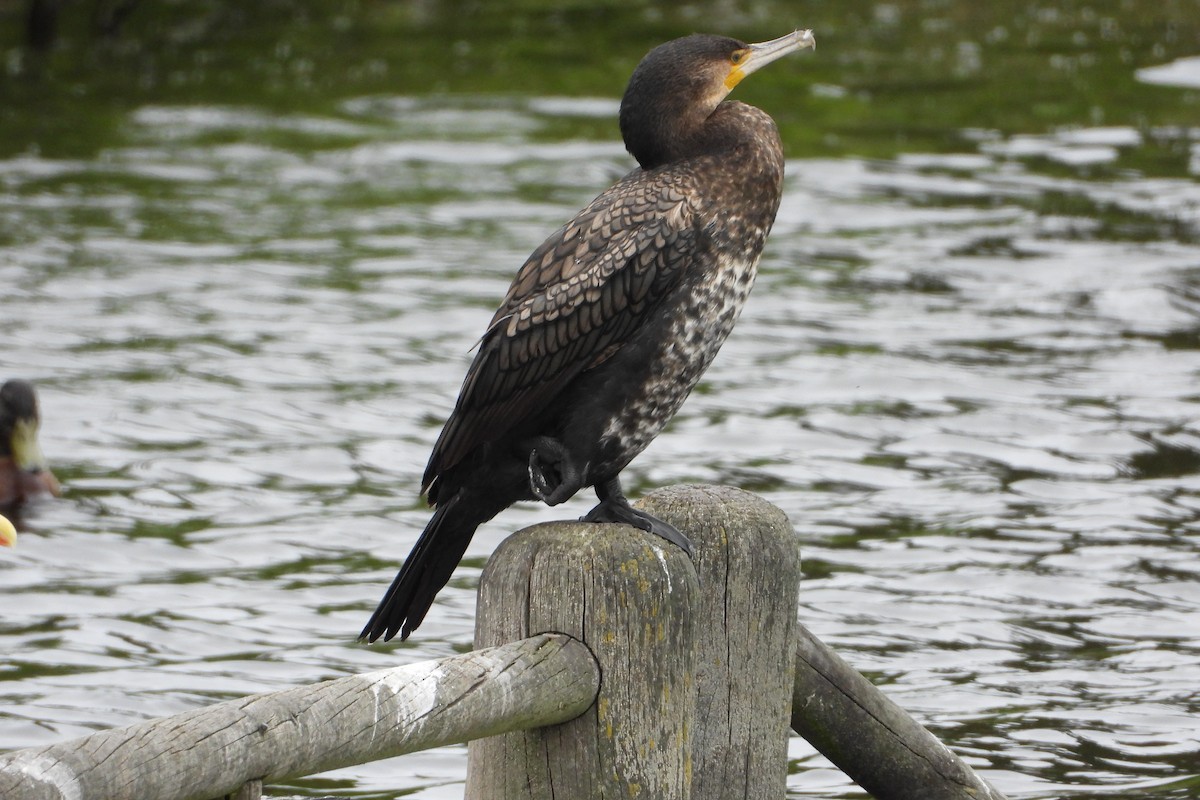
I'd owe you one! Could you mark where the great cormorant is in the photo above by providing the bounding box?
[362,29,815,643]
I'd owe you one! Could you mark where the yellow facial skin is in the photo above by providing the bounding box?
[724,49,752,90]
[724,29,816,91]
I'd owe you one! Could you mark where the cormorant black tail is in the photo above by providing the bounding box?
[359,494,485,643]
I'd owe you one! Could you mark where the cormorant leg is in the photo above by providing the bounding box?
[582,477,694,557]
[528,436,583,506]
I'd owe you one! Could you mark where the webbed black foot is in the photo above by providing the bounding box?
[583,477,694,558]
[528,436,583,506]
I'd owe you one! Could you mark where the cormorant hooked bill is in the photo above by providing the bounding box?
[1,379,60,516]
[362,29,816,643]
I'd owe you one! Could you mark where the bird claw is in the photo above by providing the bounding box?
[582,500,694,558]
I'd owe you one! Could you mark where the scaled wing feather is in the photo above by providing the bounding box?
[422,171,699,498]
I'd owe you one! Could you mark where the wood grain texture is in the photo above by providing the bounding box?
[467,520,700,800]
[638,484,801,800]
[0,634,597,800]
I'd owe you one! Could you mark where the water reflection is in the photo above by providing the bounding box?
[1,92,1199,798]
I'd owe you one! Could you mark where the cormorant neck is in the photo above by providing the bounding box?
[619,89,704,170]
[621,99,774,171]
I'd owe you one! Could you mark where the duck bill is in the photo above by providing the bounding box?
[741,29,816,79]
[10,419,60,497]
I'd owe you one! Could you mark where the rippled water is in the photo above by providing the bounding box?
[2,82,1200,798]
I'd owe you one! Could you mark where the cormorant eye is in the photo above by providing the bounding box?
[730,49,749,65]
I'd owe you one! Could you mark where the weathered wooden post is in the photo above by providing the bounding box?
[467,519,700,799]
[639,485,800,800]
[467,484,800,800]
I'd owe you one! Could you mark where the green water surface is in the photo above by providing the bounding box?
[2,0,1198,165]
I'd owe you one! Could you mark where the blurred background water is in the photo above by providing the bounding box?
[1,1,1199,798]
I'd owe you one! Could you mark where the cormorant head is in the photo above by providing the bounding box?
[1,379,59,498]
[619,29,815,170]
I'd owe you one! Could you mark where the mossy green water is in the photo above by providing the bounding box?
[2,0,1198,161]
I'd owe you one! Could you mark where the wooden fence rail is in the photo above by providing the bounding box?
[792,622,1008,800]
[0,633,597,800]
[0,485,1009,800]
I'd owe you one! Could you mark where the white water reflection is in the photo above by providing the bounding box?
[1,104,1199,799]
[1137,56,1200,89]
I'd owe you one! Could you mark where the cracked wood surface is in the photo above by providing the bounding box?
[0,633,597,800]
[467,508,701,800]
[639,485,801,800]
[467,484,799,800]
